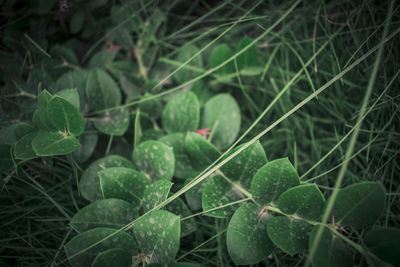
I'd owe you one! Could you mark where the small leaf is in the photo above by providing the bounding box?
[80,155,134,202]
[174,44,203,84]
[226,203,274,265]
[99,167,150,206]
[161,91,200,133]
[32,131,79,156]
[329,181,385,229]
[64,227,137,267]
[364,227,400,264]
[47,96,85,136]
[132,141,175,182]
[251,158,300,206]
[14,132,37,159]
[141,180,172,213]
[72,132,98,163]
[235,37,261,74]
[89,50,118,68]
[70,8,85,34]
[309,225,353,267]
[133,210,180,263]
[210,44,235,75]
[70,199,139,233]
[55,88,80,110]
[184,132,220,171]
[14,122,35,140]
[93,108,130,136]
[267,216,312,255]
[166,197,197,237]
[92,248,132,267]
[278,184,325,220]
[201,94,240,150]
[184,174,207,211]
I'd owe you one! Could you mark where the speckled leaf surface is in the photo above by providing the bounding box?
[64,227,137,267]
[92,248,132,267]
[174,44,203,84]
[210,44,234,76]
[55,88,80,110]
[99,167,150,206]
[364,227,400,264]
[166,197,197,237]
[267,216,312,255]
[32,131,79,156]
[201,94,240,150]
[184,174,207,211]
[14,132,37,159]
[161,91,199,133]
[70,199,139,233]
[278,184,325,220]
[93,108,130,136]
[79,155,134,202]
[133,210,180,263]
[251,158,300,205]
[132,141,175,182]
[184,132,220,171]
[226,203,273,265]
[72,132,98,163]
[141,180,172,213]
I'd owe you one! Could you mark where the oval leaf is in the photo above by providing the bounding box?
[141,180,172,213]
[364,227,400,265]
[93,108,130,136]
[92,248,132,267]
[184,132,220,171]
[14,122,35,139]
[235,37,261,74]
[55,70,89,112]
[72,132,98,163]
[14,132,37,159]
[174,44,203,84]
[32,131,79,156]
[55,88,80,110]
[210,44,234,76]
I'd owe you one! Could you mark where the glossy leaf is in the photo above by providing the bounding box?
[278,184,325,220]
[174,44,203,84]
[166,197,197,237]
[133,210,180,263]
[14,132,37,159]
[92,248,132,267]
[141,180,172,213]
[93,108,130,136]
[364,227,400,264]
[184,132,220,171]
[72,132,98,163]
[210,44,235,75]
[99,167,150,206]
[132,141,175,182]
[251,158,300,205]
[55,88,80,110]
[70,199,139,233]
[226,203,274,265]
[201,94,240,150]
[80,155,134,202]
[184,174,207,211]
[32,131,79,156]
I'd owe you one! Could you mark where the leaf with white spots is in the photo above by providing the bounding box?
[32,131,80,156]
[132,141,175,182]
[184,174,207,211]
[70,199,139,233]
[14,132,38,159]
[64,227,137,267]
[221,140,267,189]
[133,210,180,263]
[93,108,130,136]
[201,94,240,150]
[184,132,220,171]
[161,91,199,133]
[79,155,134,202]
[226,203,274,265]
[98,167,151,206]
[267,216,312,255]
[251,158,300,206]
[92,248,132,267]
[166,197,197,237]
[141,180,172,213]
[202,174,246,218]
[278,184,325,220]
[159,133,196,179]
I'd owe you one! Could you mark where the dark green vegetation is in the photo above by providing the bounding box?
[1,0,400,266]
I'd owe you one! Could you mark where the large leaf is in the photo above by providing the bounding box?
[364,227,400,264]
[92,248,132,267]
[278,184,325,220]
[141,180,172,213]
[226,203,274,265]
[32,131,79,156]
[132,141,175,182]
[201,94,240,150]
[93,108,130,136]
[14,132,37,159]
[329,181,385,229]
[161,91,200,133]
[79,155,134,202]
[210,44,234,76]
[251,158,300,206]
[64,227,137,267]
[133,210,180,263]
[184,132,220,171]
[72,132,98,163]
[166,197,197,237]
[70,199,139,233]
[174,44,203,84]
[99,167,150,206]
[267,216,312,255]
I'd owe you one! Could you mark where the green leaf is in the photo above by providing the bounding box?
[278,184,325,220]
[364,227,400,264]
[309,225,353,267]
[86,68,121,111]
[14,122,35,140]
[89,50,118,69]
[55,88,80,110]
[99,167,150,206]
[32,131,79,156]
[166,197,197,237]
[141,180,172,213]
[226,203,274,265]
[47,96,85,136]
[0,124,18,145]
[141,129,164,142]
[92,248,132,267]
[64,228,137,267]
[14,132,37,159]
[267,216,312,255]
[70,199,139,233]
[201,94,240,150]
[221,140,267,189]
[132,141,175,182]
[38,0,56,15]
[133,210,180,263]
[138,93,162,118]
[72,132,98,163]
[184,174,207,211]
[50,45,79,65]
[37,90,57,131]
[184,132,220,171]
[70,9,85,34]
[55,70,89,112]
[0,144,13,173]
[202,175,245,218]
[210,44,235,75]
[93,108,130,136]
[161,91,200,133]
[174,44,203,84]
[329,181,385,229]
[235,37,261,74]
[159,133,196,179]
[251,158,300,206]
[80,155,134,202]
